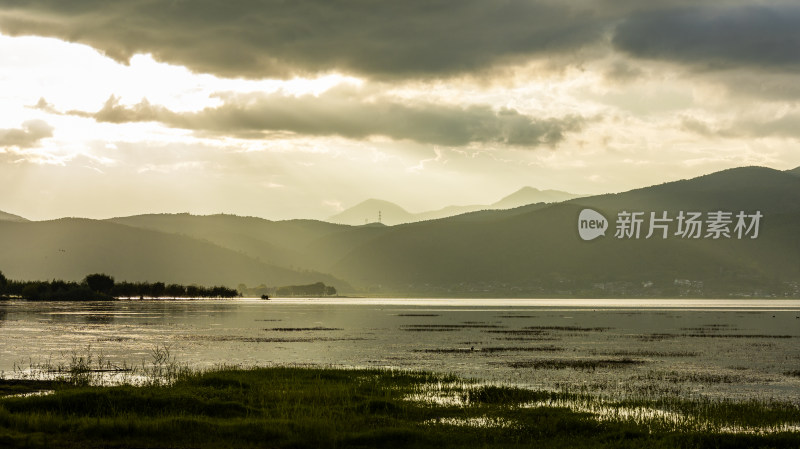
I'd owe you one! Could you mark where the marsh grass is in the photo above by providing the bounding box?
[639,332,793,341]
[181,335,365,343]
[523,325,611,332]
[402,324,504,330]
[415,346,561,354]
[638,333,679,341]
[495,336,560,341]
[504,358,646,370]
[1,364,799,448]
[682,333,794,339]
[593,350,700,357]
[1,349,799,448]
[8,345,187,387]
[636,371,761,384]
[485,329,546,335]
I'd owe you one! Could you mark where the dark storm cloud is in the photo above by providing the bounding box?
[0,0,605,79]
[613,5,800,71]
[0,120,53,148]
[66,89,584,147]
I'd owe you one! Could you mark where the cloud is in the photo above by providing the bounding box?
[29,97,60,114]
[0,120,53,148]
[0,0,606,80]
[613,5,800,71]
[66,88,585,147]
[681,112,800,140]
[68,96,173,124]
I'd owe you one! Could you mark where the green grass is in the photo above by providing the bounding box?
[1,366,799,448]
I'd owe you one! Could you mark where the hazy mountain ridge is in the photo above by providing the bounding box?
[492,187,581,209]
[326,166,800,295]
[569,166,800,215]
[1,166,797,297]
[328,187,582,226]
[0,210,28,222]
[107,213,353,272]
[0,218,348,289]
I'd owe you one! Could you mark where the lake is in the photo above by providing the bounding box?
[1,298,799,401]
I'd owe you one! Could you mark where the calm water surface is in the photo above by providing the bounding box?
[1,298,799,401]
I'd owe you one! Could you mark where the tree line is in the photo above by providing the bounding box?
[275,282,336,297]
[0,271,239,301]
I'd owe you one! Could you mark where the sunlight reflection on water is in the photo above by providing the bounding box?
[1,298,799,402]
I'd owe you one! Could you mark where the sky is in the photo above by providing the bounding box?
[1,0,799,221]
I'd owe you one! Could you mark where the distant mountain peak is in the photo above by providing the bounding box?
[328,199,412,225]
[353,198,408,209]
[328,187,582,226]
[491,187,582,209]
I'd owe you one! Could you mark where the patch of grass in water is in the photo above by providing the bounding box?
[638,333,679,341]
[595,350,699,357]
[187,335,364,343]
[266,327,343,331]
[402,324,504,329]
[523,325,611,332]
[485,329,546,335]
[504,358,646,370]
[681,333,794,339]
[415,346,562,354]
[495,336,560,341]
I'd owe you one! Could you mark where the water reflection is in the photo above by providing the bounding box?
[0,298,799,402]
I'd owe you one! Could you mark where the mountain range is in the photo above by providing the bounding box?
[1,166,798,297]
[327,187,582,226]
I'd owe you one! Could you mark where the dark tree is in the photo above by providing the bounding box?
[150,282,166,298]
[84,273,115,293]
[166,284,186,298]
[186,285,201,297]
[0,270,6,294]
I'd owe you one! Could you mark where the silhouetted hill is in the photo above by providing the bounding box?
[0,218,347,289]
[0,210,28,222]
[327,166,800,296]
[789,166,800,176]
[571,166,800,215]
